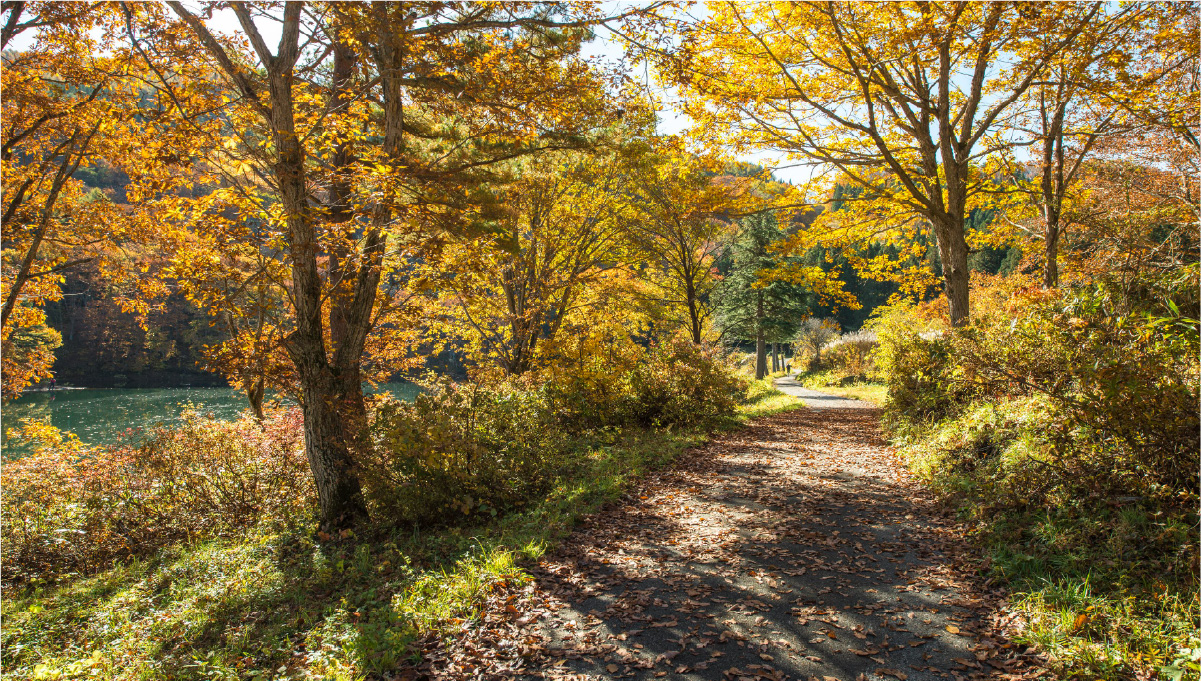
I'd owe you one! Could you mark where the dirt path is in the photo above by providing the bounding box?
[410,391,1045,681]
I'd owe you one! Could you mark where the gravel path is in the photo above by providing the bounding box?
[409,394,1044,681]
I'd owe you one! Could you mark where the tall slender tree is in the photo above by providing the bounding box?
[713,211,810,379]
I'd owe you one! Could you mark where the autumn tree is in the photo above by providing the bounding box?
[630,1,1106,326]
[0,2,182,398]
[1001,2,1197,287]
[131,2,638,529]
[426,149,635,376]
[621,147,749,344]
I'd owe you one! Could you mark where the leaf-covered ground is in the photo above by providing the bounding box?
[401,393,1054,681]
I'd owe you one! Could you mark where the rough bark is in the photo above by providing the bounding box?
[686,278,702,345]
[931,214,972,328]
[208,2,371,530]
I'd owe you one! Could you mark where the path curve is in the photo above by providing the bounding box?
[407,396,1043,681]
[772,376,873,410]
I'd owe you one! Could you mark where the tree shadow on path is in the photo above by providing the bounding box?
[514,408,1046,681]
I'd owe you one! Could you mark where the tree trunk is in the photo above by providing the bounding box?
[686,282,702,344]
[1038,86,1068,289]
[932,215,971,328]
[246,376,265,421]
[296,362,368,530]
[267,16,367,531]
[169,2,372,531]
[1043,213,1060,288]
[755,291,767,380]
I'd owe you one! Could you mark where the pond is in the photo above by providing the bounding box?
[1,383,420,455]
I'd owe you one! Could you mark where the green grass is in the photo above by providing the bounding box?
[1,384,801,681]
[898,398,1200,681]
[738,374,804,419]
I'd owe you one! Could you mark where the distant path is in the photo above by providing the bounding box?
[772,376,872,410]
[409,397,1046,680]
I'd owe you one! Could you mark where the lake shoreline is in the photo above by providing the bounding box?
[2,383,420,454]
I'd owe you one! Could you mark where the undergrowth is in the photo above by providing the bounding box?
[899,398,1199,680]
[879,270,1200,681]
[0,379,800,680]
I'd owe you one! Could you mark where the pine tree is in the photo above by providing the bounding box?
[713,212,810,379]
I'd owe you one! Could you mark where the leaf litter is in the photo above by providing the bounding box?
[392,405,1057,680]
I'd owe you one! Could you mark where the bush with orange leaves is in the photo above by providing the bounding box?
[1,409,311,584]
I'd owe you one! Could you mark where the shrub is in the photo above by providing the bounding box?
[820,329,878,378]
[625,337,748,428]
[952,272,1200,498]
[793,317,840,370]
[547,336,747,430]
[867,300,966,428]
[1,409,311,583]
[364,380,569,527]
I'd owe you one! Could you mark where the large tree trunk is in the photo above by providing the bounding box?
[170,3,375,531]
[932,215,971,328]
[246,376,265,421]
[686,280,702,344]
[754,291,767,380]
[266,14,367,531]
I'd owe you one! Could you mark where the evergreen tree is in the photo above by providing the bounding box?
[714,212,810,379]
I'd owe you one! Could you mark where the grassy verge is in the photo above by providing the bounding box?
[1,384,801,681]
[898,399,1200,681]
[793,368,887,406]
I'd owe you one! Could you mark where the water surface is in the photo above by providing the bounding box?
[1,383,419,454]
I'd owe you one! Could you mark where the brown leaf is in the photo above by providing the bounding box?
[606,664,619,673]
[876,668,908,680]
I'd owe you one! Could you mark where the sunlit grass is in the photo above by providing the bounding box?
[2,384,796,680]
[793,368,887,405]
[899,398,1200,681]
